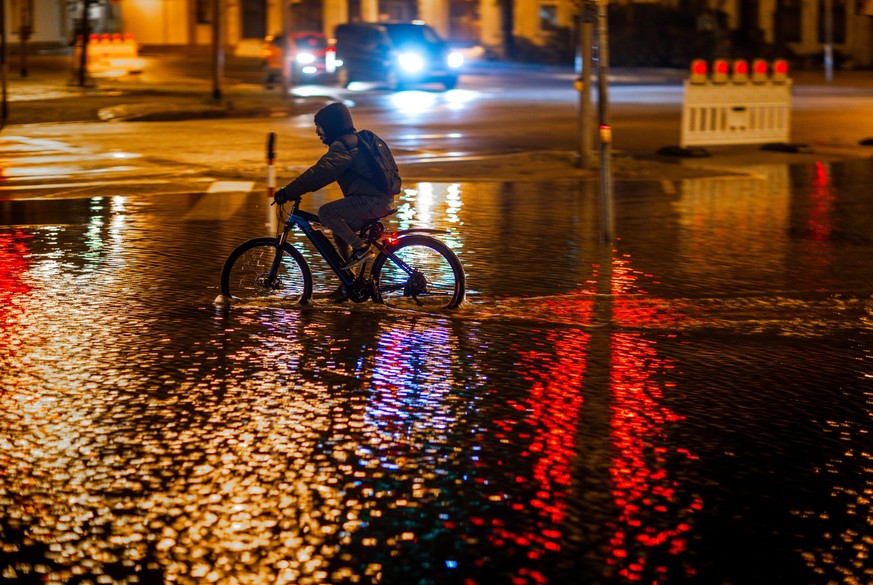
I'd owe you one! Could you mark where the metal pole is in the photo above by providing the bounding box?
[18,0,32,78]
[1,0,8,130]
[211,0,223,102]
[78,0,91,87]
[576,3,596,169]
[824,0,834,82]
[266,133,277,198]
[281,1,292,98]
[595,0,614,242]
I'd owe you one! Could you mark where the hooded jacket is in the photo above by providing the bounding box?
[278,103,391,201]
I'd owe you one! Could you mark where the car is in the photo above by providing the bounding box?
[334,21,463,91]
[262,31,337,85]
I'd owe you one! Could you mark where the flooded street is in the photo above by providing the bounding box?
[1,159,871,584]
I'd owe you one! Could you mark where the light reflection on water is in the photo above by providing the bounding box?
[1,160,871,583]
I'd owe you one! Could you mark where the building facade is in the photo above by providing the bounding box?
[2,0,872,67]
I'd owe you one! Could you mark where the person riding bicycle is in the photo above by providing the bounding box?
[273,102,397,301]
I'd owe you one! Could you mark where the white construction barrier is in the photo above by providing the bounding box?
[680,59,791,148]
[75,34,144,75]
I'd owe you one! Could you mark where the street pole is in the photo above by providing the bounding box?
[824,0,834,82]
[211,0,224,102]
[1,0,8,130]
[281,1,292,99]
[595,0,614,243]
[576,3,596,169]
[77,0,92,87]
[18,1,32,78]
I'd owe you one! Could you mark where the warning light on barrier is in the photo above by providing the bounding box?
[712,59,729,84]
[751,59,768,83]
[732,59,749,84]
[690,59,708,84]
[772,59,789,83]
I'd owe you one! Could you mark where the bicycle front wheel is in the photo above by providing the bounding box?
[371,234,465,309]
[221,237,313,304]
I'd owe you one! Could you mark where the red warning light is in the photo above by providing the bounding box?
[732,59,749,83]
[689,59,708,84]
[751,59,768,83]
[712,59,729,83]
[772,59,789,83]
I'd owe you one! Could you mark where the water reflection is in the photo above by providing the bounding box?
[607,254,702,582]
[1,160,871,583]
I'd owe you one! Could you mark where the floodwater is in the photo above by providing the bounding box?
[1,159,871,585]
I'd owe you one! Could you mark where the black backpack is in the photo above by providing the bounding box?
[354,130,402,196]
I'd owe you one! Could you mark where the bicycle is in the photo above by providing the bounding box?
[220,196,465,309]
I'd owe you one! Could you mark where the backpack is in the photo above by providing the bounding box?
[354,130,402,196]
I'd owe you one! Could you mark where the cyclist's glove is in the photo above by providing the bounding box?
[274,185,298,204]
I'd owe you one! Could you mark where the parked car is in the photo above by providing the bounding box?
[334,21,463,91]
[262,31,337,85]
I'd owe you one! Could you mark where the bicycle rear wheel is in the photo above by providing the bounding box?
[371,234,465,309]
[221,237,313,304]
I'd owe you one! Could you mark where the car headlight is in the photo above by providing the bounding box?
[296,52,316,65]
[398,52,425,73]
[447,51,464,69]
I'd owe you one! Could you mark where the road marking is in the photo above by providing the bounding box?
[184,190,252,220]
[207,181,255,193]
[0,179,174,191]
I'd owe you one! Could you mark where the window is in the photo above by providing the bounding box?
[777,0,802,43]
[196,0,212,25]
[539,4,559,32]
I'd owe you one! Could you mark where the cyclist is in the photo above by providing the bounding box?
[273,102,397,301]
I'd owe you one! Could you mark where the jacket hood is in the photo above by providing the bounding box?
[314,103,356,144]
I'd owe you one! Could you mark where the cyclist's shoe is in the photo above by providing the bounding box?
[327,284,349,303]
[341,246,373,270]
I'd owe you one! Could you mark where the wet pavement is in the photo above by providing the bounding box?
[1,156,872,583]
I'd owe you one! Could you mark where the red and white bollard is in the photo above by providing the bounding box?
[266,132,276,198]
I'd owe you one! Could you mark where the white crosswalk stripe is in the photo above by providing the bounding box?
[0,135,230,199]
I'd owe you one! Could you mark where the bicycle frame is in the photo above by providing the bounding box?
[273,200,447,291]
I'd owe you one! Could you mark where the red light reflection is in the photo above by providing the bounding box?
[808,161,834,242]
[484,325,589,584]
[797,161,835,286]
[0,231,32,361]
[608,250,702,582]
